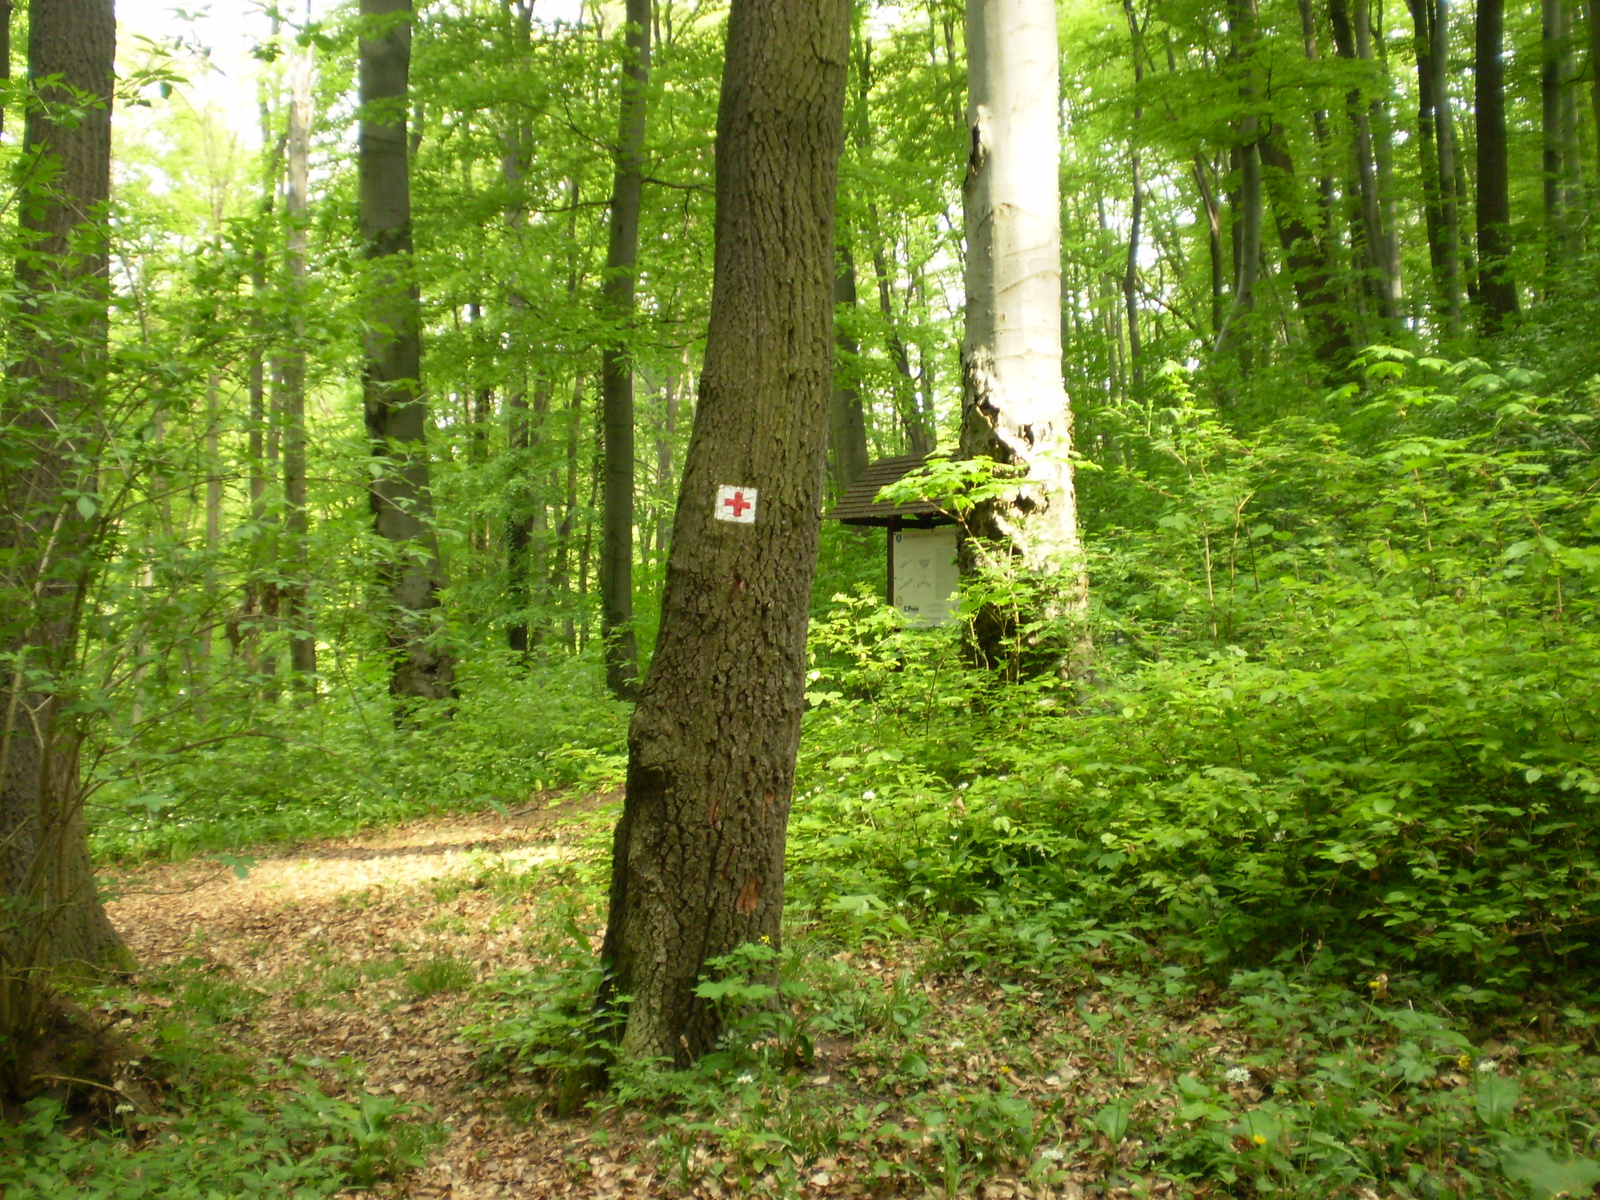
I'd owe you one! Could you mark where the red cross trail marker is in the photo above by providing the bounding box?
[714,485,758,524]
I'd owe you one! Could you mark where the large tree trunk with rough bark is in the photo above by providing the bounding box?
[359,0,455,710]
[0,0,128,1098]
[599,0,651,699]
[960,0,1085,668]
[596,0,848,1065]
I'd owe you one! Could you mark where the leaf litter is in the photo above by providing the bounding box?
[102,790,1600,1199]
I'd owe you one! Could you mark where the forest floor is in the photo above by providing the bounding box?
[96,791,1581,1200]
[104,791,679,1199]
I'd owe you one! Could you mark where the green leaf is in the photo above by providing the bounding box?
[1094,1104,1129,1145]
[1500,1146,1600,1198]
[75,494,96,520]
[1474,1075,1520,1127]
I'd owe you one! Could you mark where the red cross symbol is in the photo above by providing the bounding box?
[723,490,751,518]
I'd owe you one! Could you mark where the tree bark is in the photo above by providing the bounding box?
[597,0,848,1064]
[1475,0,1520,332]
[1259,133,1354,370]
[359,0,455,710]
[0,0,11,138]
[1122,0,1145,397]
[828,239,869,493]
[1434,0,1465,335]
[1543,0,1565,285]
[961,0,1086,669]
[1216,0,1263,362]
[0,0,127,1092]
[283,29,316,688]
[599,0,651,699]
[1329,0,1401,327]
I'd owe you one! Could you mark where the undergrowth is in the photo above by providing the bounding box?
[1,960,440,1197]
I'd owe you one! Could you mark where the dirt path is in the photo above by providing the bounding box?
[106,794,665,1199]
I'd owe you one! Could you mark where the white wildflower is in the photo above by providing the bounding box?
[736,1073,755,1085]
[1477,1059,1498,1074]
[862,789,877,800]
[958,782,970,791]
[1040,1147,1065,1162]
[114,1103,135,1114]
[949,1039,966,1050]
[1224,1065,1251,1085]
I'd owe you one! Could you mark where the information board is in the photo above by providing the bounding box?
[892,526,959,627]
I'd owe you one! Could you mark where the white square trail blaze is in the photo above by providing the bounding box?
[714,485,758,524]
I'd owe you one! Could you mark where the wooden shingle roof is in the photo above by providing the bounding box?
[827,454,954,527]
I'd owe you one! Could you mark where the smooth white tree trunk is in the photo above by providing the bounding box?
[961,0,1081,577]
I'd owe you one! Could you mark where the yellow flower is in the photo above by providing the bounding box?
[1252,1134,1267,1146]
[1457,1054,1472,1070]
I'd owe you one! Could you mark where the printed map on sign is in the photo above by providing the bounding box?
[714,485,758,524]
[893,526,959,627]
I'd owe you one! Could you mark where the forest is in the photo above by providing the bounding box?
[2,0,1599,1194]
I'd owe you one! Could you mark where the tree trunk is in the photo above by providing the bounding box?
[1407,0,1447,300]
[1329,0,1400,327]
[1259,133,1354,370]
[828,239,869,493]
[1193,155,1225,339]
[1475,0,1519,332]
[961,0,1085,668]
[599,0,651,699]
[359,0,455,710]
[597,0,848,1064]
[1543,0,1565,286]
[0,0,11,138]
[1434,0,1465,335]
[1589,0,1600,203]
[506,377,551,657]
[0,0,127,1095]
[283,29,316,688]
[1122,0,1145,397]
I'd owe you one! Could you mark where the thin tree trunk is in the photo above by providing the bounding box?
[0,0,11,138]
[597,0,848,1064]
[1435,0,1465,334]
[201,373,222,674]
[1589,0,1600,204]
[1329,0,1400,326]
[282,27,316,689]
[599,0,651,699]
[1562,3,1582,254]
[828,239,869,492]
[0,0,127,1093]
[1407,0,1447,301]
[1259,133,1354,369]
[1122,0,1145,397]
[359,0,454,710]
[1543,0,1566,285]
[506,376,551,657]
[1193,155,1225,339]
[1475,0,1520,331]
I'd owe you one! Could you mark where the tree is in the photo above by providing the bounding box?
[828,239,869,493]
[960,0,1085,664]
[0,0,128,1094]
[599,0,652,699]
[1475,0,1519,331]
[596,0,849,1064]
[359,0,455,709]
[282,14,316,688]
